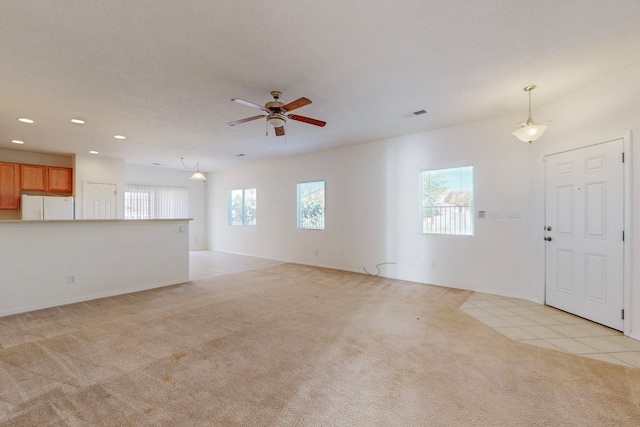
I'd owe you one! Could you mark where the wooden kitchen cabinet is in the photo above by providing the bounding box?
[0,162,20,210]
[20,164,48,191]
[47,167,73,192]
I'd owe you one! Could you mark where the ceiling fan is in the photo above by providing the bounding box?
[228,91,326,136]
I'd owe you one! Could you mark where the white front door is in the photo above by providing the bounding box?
[84,182,116,219]
[545,139,624,330]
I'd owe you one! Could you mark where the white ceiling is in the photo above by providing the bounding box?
[2,0,640,172]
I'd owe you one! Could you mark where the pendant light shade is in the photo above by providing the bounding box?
[180,157,207,181]
[512,85,550,143]
[190,171,206,181]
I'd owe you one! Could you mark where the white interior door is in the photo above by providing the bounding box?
[84,182,116,219]
[545,139,624,330]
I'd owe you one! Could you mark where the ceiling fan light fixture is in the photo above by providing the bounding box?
[267,113,286,128]
[512,85,550,143]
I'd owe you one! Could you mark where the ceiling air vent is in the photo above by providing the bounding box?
[401,109,427,118]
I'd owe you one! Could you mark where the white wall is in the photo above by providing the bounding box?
[0,149,73,167]
[0,219,190,317]
[124,164,207,250]
[208,117,536,299]
[74,154,125,219]
[208,62,640,339]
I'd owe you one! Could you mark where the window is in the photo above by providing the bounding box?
[228,188,256,226]
[125,184,188,219]
[297,180,325,229]
[420,166,473,235]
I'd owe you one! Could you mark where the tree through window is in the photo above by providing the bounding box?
[420,166,473,235]
[297,181,325,229]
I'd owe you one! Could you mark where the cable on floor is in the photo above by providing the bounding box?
[363,262,396,276]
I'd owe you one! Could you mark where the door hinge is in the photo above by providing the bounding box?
[622,309,625,320]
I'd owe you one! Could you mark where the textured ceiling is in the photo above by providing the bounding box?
[1,0,640,171]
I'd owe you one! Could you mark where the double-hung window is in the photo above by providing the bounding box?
[229,188,257,226]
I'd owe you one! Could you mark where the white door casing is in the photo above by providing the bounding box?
[545,139,624,330]
[84,182,116,219]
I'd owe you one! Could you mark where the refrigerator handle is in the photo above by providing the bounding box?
[41,208,44,220]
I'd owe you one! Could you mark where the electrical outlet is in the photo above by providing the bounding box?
[314,249,318,256]
[68,275,76,284]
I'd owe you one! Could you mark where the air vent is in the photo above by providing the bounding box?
[401,109,427,118]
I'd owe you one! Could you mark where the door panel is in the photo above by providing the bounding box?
[545,139,624,330]
[84,182,116,219]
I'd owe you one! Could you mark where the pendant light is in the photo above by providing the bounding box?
[512,85,550,143]
[179,157,207,181]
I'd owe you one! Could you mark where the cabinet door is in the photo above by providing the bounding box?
[0,162,20,210]
[48,167,73,192]
[21,164,48,191]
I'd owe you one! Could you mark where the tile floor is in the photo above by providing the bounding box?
[191,251,640,369]
[189,250,283,280]
[461,292,640,368]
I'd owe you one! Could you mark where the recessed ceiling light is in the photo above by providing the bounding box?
[11,139,24,144]
[18,118,34,123]
[89,150,99,154]
[114,135,126,140]
[70,119,85,124]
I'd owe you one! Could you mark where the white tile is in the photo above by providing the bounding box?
[520,325,567,339]
[482,307,517,317]
[583,353,633,368]
[468,300,500,309]
[477,316,513,328]
[500,316,540,327]
[597,336,640,351]
[505,307,540,316]
[544,338,600,354]
[519,339,564,352]
[494,327,538,341]
[609,352,640,368]
[547,324,593,338]
[522,314,567,326]
[574,337,630,353]
[460,307,492,318]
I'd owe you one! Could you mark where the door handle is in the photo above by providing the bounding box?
[544,236,552,241]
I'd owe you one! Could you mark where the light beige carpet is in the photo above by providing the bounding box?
[1,263,639,426]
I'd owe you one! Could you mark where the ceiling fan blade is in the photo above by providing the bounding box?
[282,97,312,112]
[288,114,326,127]
[274,126,285,136]
[232,98,269,112]
[227,115,266,126]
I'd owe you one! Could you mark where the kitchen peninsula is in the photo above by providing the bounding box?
[0,218,190,317]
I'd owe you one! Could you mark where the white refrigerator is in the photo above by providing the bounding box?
[21,195,75,220]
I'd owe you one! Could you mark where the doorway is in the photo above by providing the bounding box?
[544,138,625,331]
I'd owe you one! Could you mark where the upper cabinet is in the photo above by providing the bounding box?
[20,164,48,191]
[47,167,73,192]
[20,164,72,193]
[0,162,20,210]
